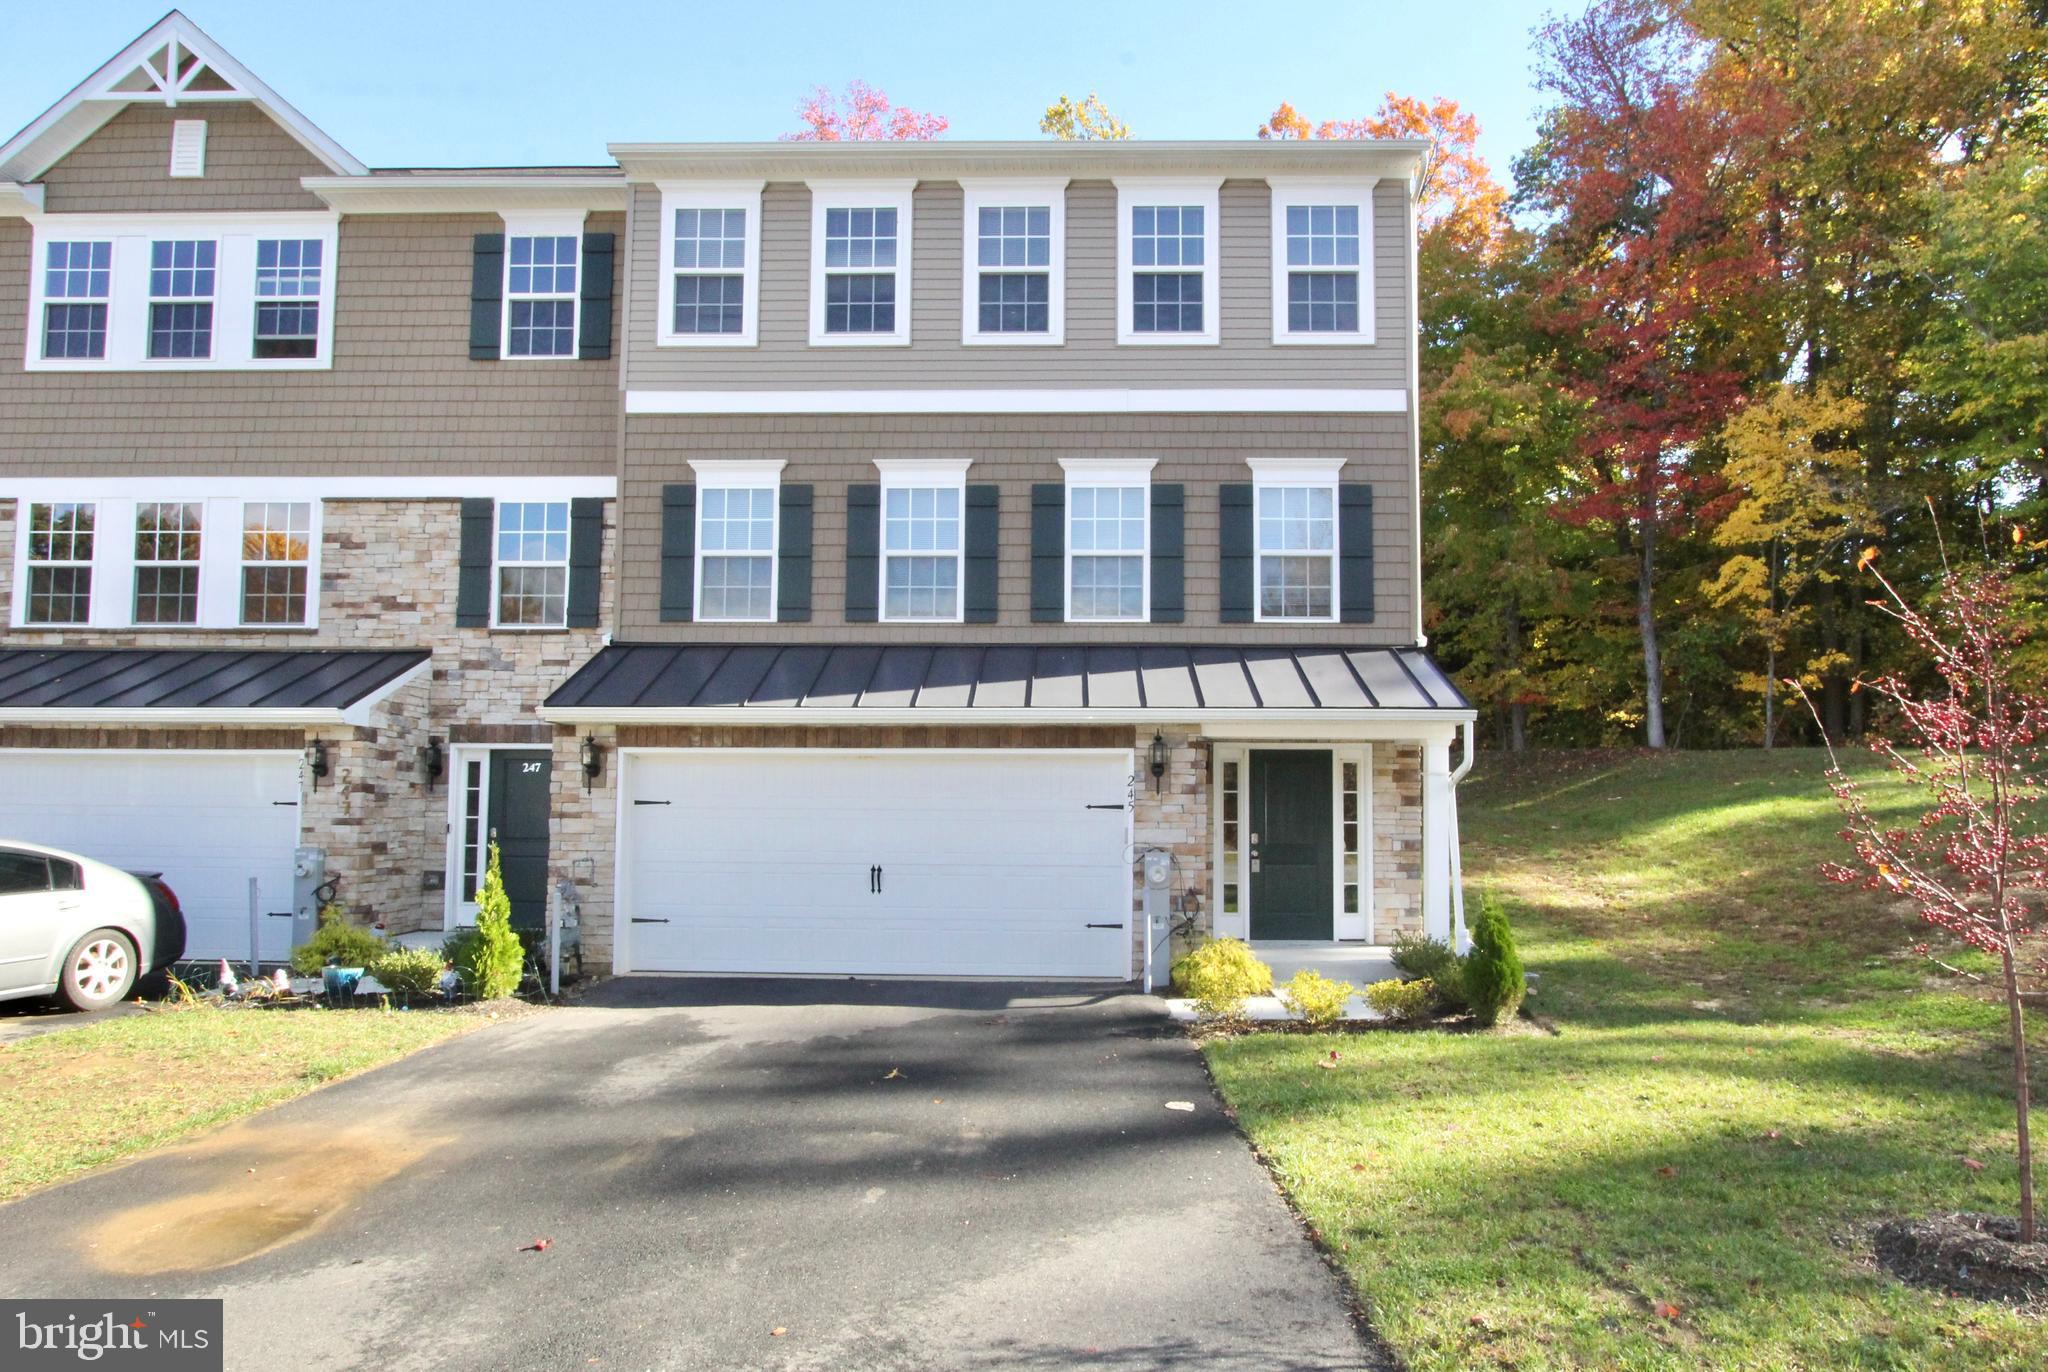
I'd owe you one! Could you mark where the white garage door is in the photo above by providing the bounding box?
[623,750,1133,978]
[0,751,301,961]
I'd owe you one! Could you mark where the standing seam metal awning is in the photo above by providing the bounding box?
[0,648,431,722]
[543,643,1471,716]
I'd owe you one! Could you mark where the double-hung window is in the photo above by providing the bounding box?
[1269,181,1376,344]
[960,180,1066,344]
[240,501,312,625]
[504,232,579,358]
[661,183,761,345]
[133,502,202,625]
[809,181,913,345]
[24,502,95,625]
[1115,179,1220,345]
[690,461,782,622]
[1062,460,1153,622]
[1251,460,1343,621]
[877,460,968,622]
[253,238,323,359]
[147,238,216,359]
[493,501,570,628]
[42,241,111,359]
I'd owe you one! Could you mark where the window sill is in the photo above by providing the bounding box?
[655,335,759,349]
[1272,333,1377,347]
[961,333,1065,347]
[23,356,332,373]
[807,334,914,348]
[1114,334,1221,347]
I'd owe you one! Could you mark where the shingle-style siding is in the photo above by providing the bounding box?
[618,413,1415,643]
[624,179,1410,391]
[0,211,624,476]
[37,103,332,214]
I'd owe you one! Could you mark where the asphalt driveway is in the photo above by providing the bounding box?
[0,979,1381,1371]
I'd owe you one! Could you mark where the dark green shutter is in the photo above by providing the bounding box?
[456,498,493,626]
[845,484,881,623]
[777,484,813,622]
[1339,484,1375,623]
[578,232,614,360]
[659,484,695,622]
[1219,483,1254,623]
[469,233,504,360]
[964,484,999,623]
[1150,483,1185,624]
[567,497,603,628]
[1030,483,1064,623]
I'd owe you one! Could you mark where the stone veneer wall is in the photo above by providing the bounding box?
[1372,742,1425,940]
[0,497,614,938]
[1131,727,1210,971]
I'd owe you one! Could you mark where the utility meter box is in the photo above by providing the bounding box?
[1142,851,1174,991]
[291,846,325,950]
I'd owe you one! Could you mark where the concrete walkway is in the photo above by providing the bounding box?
[0,978,1385,1371]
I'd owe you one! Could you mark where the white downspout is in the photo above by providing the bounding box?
[1448,719,1475,953]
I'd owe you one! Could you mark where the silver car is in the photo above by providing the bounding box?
[0,841,186,1011]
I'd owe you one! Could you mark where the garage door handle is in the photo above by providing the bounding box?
[1086,803,1125,810]
[871,864,883,894]
[633,799,671,806]
[272,801,298,807]
[266,911,294,919]
[1086,923,1122,929]
[631,917,670,924]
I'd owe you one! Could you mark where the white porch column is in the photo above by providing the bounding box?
[1422,735,1453,945]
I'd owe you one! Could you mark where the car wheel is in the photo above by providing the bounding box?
[56,929,137,1011]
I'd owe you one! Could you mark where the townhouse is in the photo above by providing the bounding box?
[0,12,1475,983]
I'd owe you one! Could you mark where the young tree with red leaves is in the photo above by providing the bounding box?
[1798,535,2044,1243]
[1518,0,1781,747]
[785,81,947,142]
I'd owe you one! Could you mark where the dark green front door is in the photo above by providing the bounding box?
[1250,749,1333,940]
[487,749,552,931]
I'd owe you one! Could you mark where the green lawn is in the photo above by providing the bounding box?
[0,1002,497,1201]
[1204,749,2046,1371]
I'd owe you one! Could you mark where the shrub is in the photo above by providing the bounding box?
[449,842,526,1000]
[1463,892,1526,1027]
[368,946,446,999]
[1389,932,1469,1012]
[288,904,390,977]
[1277,970,1355,1028]
[1364,977,1434,1022]
[1170,937,1273,1018]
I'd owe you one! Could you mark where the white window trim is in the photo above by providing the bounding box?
[1059,458,1155,624]
[874,457,970,624]
[1207,743,1374,943]
[656,181,763,348]
[959,178,1068,347]
[499,211,586,363]
[144,236,216,362]
[131,499,206,626]
[10,494,325,630]
[236,499,319,629]
[807,180,915,347]
[22,212,340,372]
[488,498,573,631]
[687,459,785,624]
[1268,178,1378,347]
[1248,456,1346,625]
[1113,177,1222,347]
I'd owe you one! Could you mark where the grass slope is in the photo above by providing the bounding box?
[1205,749,2045,1371]
[0,1004,488,1201]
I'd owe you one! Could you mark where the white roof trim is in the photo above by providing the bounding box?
[304,175,627,215]
[0,10,366,183]
[0,182,44,218]
[539,705,1477,730]
[625,388,1409,416]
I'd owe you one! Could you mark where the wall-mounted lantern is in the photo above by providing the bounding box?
[580,734,603,790]
[1149,732,1169,791]
[305,738,329,789]
[417,735,444,791]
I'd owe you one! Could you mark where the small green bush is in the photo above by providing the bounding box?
[1170,937,1273,1018]
[288,904,391,977]
[1277,970,1356,1028]
[1389,932,1469,1012]
[368,946,446,998]
[1364,977,1434,1022]
[448,842,526,1000]
[1463,892,1526,1027]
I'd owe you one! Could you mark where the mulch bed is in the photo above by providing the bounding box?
[1873,1212,2048,1313]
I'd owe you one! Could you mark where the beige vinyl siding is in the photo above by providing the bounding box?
[618,413,1414,644]
[36,103,332,214]
[625,179,1410,391]
[0,212,623,477]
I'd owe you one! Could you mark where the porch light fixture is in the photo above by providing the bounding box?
[580,734,603,790]
[305,738,329,789]
[416,736,444,791]
[1149,732,1168,791]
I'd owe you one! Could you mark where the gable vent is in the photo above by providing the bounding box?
[168,119,207,178]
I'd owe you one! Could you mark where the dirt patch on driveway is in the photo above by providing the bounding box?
[81,1123,446,1275]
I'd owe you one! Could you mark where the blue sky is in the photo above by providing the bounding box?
[2,2,1557,178]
